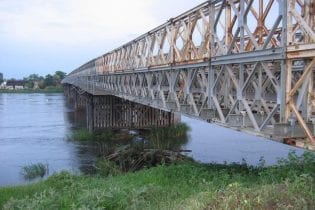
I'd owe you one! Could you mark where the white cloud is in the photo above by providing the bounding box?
[0,0,158,46]
[0,0,205,78]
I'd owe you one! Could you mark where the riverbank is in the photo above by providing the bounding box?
[0,87,63,94]
[1,152,314,209]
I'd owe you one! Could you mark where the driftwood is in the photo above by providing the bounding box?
[104,145,191,172]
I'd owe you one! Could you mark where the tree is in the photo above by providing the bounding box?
[53,71,66,87]
[24,78,34,89]
[44,74,55,87]
[54,71,66,80]
[27,74,41,81]
[0,72,3,84]
[23,74,45,89]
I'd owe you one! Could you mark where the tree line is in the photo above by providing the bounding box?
[23,71,67,89]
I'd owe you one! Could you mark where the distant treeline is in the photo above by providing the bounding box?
[23,71,67,89]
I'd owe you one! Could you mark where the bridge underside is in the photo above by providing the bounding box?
[62,0,315,149]
[64,85,177,131]
[64,62,315,149]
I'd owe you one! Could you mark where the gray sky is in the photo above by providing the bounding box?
[0,0,205,79]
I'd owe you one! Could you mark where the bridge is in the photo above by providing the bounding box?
[62,0,315,149]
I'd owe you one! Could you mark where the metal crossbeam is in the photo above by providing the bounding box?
[63,0,315,149]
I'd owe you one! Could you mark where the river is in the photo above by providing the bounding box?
[0,93,303,186]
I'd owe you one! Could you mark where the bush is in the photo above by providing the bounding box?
[71,128,94,141]
[95,159,122,177]
[147,123,190,149]
[1,151,315,209]
[21,163,48,180]
[71,129,119,142]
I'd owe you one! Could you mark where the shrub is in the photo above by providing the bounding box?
[71,128,94,141]
[147,123,190,149]
[21,163,48,180]
[95,159,122,177]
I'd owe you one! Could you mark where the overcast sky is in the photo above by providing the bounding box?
[0,0,205,79]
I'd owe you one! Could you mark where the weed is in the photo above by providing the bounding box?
[21,163,48,180]
[2,150,314,209]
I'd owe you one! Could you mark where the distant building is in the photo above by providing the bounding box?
[6,80,25,90]
[0,73,3,81]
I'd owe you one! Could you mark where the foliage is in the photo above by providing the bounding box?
[69,128,133,143]
[43,74,55,87]
[71,128,95,141]
[1,151,314,209]
[70,128,115,142]
[54,71,66,81]
[0,72,4,84]
[95,159,122,177]
[148,123,190,139]
[21,163,48,180]
[146,123,190,149]
[18,71,67,90]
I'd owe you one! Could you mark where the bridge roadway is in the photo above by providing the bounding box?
[62,0,315,149]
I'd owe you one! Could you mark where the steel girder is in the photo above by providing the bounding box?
[62,0,315,148]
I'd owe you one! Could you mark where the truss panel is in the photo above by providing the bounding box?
[63,0,315,149]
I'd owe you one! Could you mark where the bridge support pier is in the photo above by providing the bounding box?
[85,95,176,132]
[65,85,178,132]
[86,95,94,132]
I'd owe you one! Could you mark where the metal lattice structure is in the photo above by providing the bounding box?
[62,0,315,148]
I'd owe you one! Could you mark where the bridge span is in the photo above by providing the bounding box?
[62,0,315,149]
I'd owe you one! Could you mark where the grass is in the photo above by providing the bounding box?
[71,123,190,145]
[71,128,95,141]
[0,87,64,94]
[148,123,190,140]
[146,123,190,150]
[21,163,48,180]
[70,128,114,142]
[0,151,314,209]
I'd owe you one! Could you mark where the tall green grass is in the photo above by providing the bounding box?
[70,128,113,142]
[1,151,314,209]
[21,163,48,180]
[146,123,190,149]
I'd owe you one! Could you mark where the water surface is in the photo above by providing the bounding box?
[0,93,303,186]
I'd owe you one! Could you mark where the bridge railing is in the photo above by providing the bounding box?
[65,0,301,76]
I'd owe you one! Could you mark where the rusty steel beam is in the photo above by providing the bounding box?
[63,0,315,149]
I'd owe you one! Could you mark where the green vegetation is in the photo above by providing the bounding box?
[71,128,95,141]
[0,71,67,93]
[21,163,48,180]
[148,123,190,140]
[95,159,123,177]
[23,71,66,89]
[1,151,314,209]
[146,123,190,150]
[70,128,115,142]
[71,123,190,145]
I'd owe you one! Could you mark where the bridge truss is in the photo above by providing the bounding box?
[63,0,315,148]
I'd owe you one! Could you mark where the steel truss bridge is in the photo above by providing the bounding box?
[63,0,315,149]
